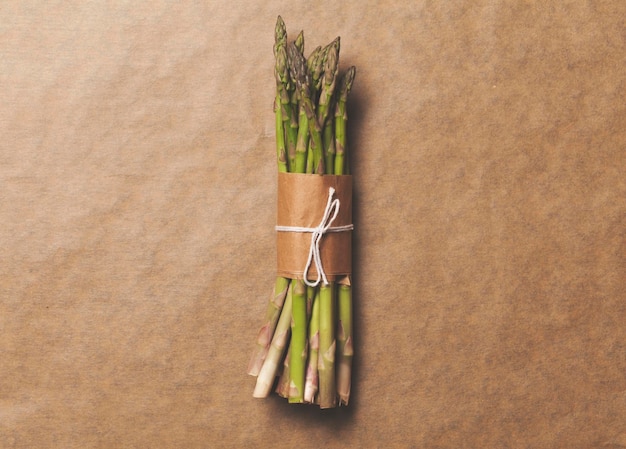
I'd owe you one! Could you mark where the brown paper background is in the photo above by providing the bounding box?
[276,173,352,279]
[1,2,625,448]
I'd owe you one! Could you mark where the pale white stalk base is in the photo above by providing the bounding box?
[253,286,293,398]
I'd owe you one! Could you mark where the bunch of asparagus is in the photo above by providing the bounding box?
[247,16,356,408]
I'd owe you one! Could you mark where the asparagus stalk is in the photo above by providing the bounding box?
[317,37,340,129]
[253,282,294,398]
[274,91,289,173]
[334,66,355,175]
[274,17,297,171]
[336,282,353,405]
[334,68,355,405]
[304,287,320,403]
[247,276,290,376]
[306,285,315,316]
[293,29,306,172]
[317,283,337,408]
[306,46,324,174]
[289,279,307,402]
[287,42,310,173]
[307,45,325,103]
[275,345,291,398]
[276,48,298,171]
[323,116,335,174]
[305,142,314,174]
[283,40,310,403]
[273,22,289,172]
[288,41,326,175]
[306,101,326,174]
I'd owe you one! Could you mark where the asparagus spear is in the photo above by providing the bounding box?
[334,66,355,175]
[306,286,315,316]
[304,287,321,403]
[287,42,310,173]
[289,279,308,402]
[317,283,337,408]
[247,277,290,376]
[293,30,307,173]
[317,37,340,129]
[306,46,325,174]
[274,17,297,171]
[323,115,336,174]
[282,40,311,403]
[318,45,341,396]
[253,282,294,398]
[275,345,291,398]
[274,84,289,172]
[336,283,353,405]
[248,16,301,380]
[307,45,325,103]
[288,42,326,175]
[334,67,356,406]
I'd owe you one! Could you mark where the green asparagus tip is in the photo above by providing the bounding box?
[307,46,322,73]
[339,66,356,102]
[275,16,286,41]
[295,30,304,54]
[323,41,339,86]
[275,45,290,88]
[287,41,310,98]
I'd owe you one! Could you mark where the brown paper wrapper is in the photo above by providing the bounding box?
[276,173,352,281]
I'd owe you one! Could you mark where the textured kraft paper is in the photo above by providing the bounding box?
[1,2,626,449]
[276,173,352,280]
